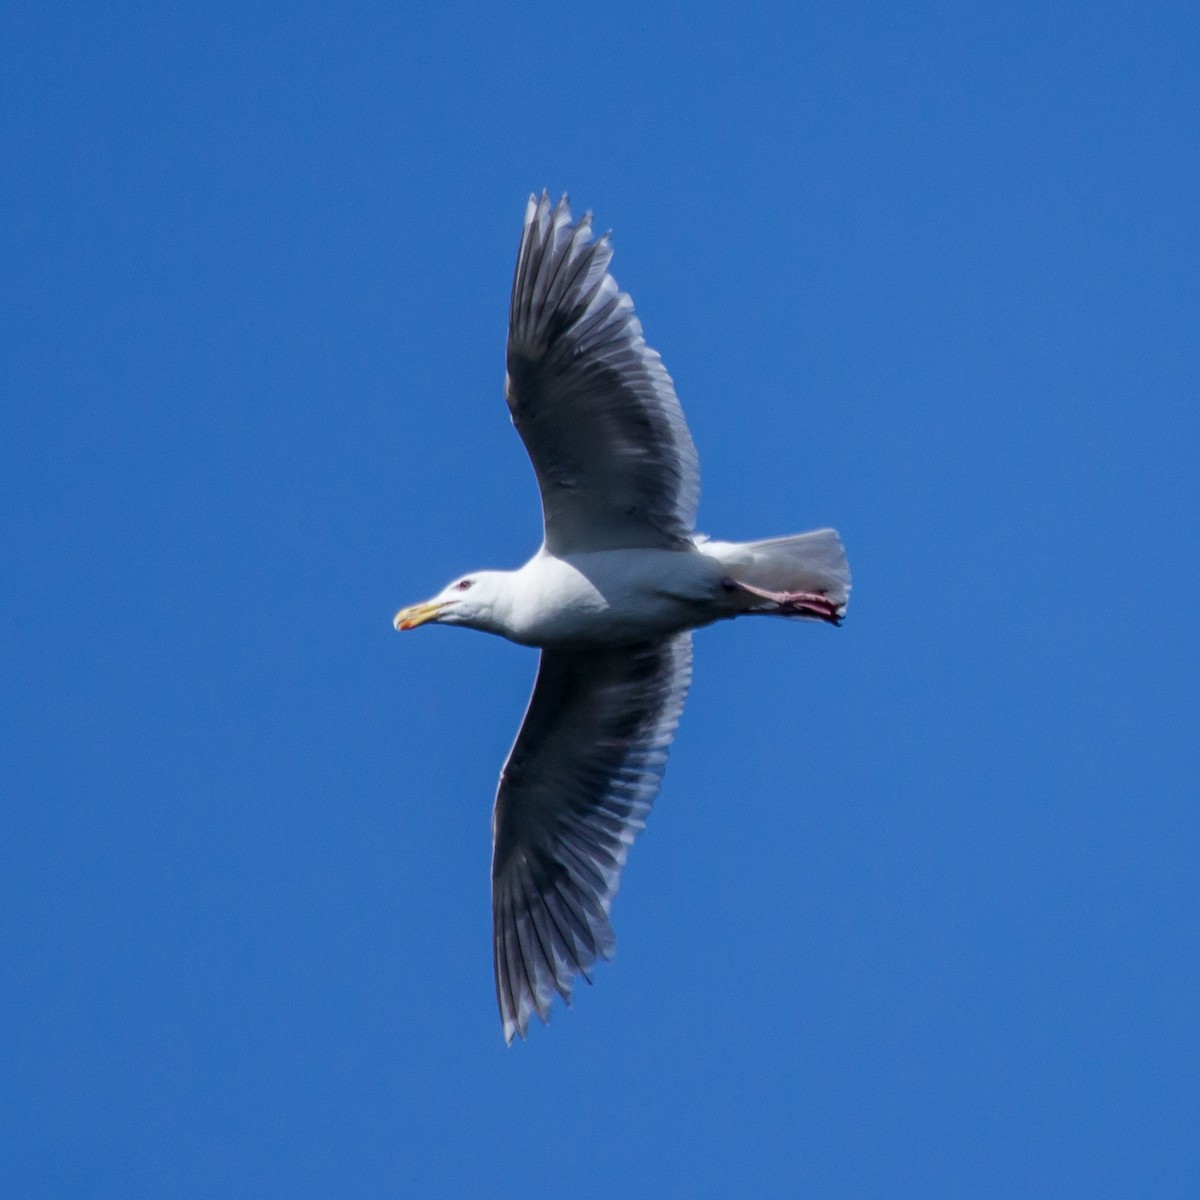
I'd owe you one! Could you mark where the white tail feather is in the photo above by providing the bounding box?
[697,529,851,612]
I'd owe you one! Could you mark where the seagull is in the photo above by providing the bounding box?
[394,193,850,1043]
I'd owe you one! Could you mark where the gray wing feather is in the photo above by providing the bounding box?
[491,633,693,1043]
[506,193,701,555]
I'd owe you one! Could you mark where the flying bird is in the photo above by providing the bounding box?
[394,193,850,1043]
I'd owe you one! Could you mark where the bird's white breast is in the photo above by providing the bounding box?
[502,547,724,648]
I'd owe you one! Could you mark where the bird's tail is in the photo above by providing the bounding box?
[697,529,851,618]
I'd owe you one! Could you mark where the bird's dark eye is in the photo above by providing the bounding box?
[455,579,473,591]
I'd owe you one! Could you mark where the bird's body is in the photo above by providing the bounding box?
[393,194,850,1042]
[451,537,848,648]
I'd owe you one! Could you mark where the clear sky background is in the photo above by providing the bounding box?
[3,2,1197,1197]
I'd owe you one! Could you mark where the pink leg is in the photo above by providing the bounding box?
[724,578,844,625]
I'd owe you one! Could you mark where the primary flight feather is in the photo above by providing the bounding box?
[394,193,850,1043]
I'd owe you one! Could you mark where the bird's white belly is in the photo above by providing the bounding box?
[505,548,724,648]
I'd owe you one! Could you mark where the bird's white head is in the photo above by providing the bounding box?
[392,570,509,635]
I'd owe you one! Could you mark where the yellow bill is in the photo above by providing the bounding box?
[393,601,446,631]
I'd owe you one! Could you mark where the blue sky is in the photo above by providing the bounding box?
[3,2,1197,1196]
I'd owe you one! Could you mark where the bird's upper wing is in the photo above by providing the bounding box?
[491,633,693,1043]
[505,193,700,555]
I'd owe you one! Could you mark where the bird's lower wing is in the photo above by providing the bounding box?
[491,634,693,1043]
